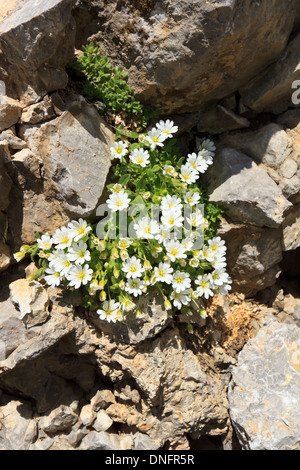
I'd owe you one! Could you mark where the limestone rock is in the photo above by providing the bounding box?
[0,128,27,150]
[197,105,250,135]
[92,410,113,432]
[9,279,50,327]
[39,405,78,435]
[228,318,300,450]
[0,0,76,104]
[219,219,283,295]
[205,148,292,228]
[282,204,300,251]
[0,97,22,131]
[0,142,12,211]
[74,0,297,114]
[240,32,300,114]
[0,396,37,450]
[79,404,96,427]
[20,96,56,124]
[19,94,113,219]
[80,430,133,450]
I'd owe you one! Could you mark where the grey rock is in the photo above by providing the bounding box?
[92,410,113,432]
[74,0,297,114]
[0,128,27,150]
[279,158,298,179]
[219,218,283,295]
[0,396,37,450]
[90,290,172,344]
[221,124,293,170]
[240,32,300,114]
[282,204,300,251]
[206,148,292,228]
[9,279,50,328]
[0,142,12,211]
[0,97,22,131]
[133,432,159,450]
[80,431,133,450]
[277,109,300,129]
[19,94,113,218]
[20,96,56,124]
[0,0,76,104]
[197,105,250,135]
[228,318,300,450]
[39,405,78,435]
[90,389,116,411]
[79,404,96,427]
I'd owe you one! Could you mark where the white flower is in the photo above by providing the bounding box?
[161,195,183,213]
[110,141,128,159]
[125,278,145,297]
[180,164,199,185]
[195,274,214,299]
[37,234,53,251]
[170,289,192,309]
[210,256,227,270]
[186,153,208,174]
[120,297,136,312]
[97,300,121,323]
[146,128,166,149]
[111,183,123,193]
[156,120,178,138]
[118,238,133,250]
[208,269,231,289]
[164,239,187,262]
[198,148,214,165]
[107,190,131,212]
[122,256,145,279]
[161,209,184,230]
[134,216,159,239]
[66,264,93,289]
[49,250,72,276]
[67,241,91,265]
[186,210,205,228]
[184,191,200,206]
[154,262,173,284]
[163,165,177,177]
[89,279,100,296]
[44,267,61,288]
[155,225,173,244]
[199,138,216,156]
[13,251,26,262]
[68,219,92,242]
[52,227,73,250]
[181,237,194,251]
[129,148,150,167]
[208,237,227,255]
[172,271,191,293]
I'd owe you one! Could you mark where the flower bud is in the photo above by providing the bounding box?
[164,299,172,311]
[143,260,152,271]
[111,247,119,260]
[99,290,107,301]
[120,250,129,261]
[119,280,126,290]
[113,268,120,279]
[13,251,25,263]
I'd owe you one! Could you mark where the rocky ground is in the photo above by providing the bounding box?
[0,0,299,450]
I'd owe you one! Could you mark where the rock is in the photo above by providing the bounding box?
[92,410,113,432]
[20,96,56,124]
[197,105,250,135]
[90,290,172,344]
[205,148,292,228]
[39,404,78,435]
[133,432,159,451]
[0,240,11,273]
[66,426,88,447]
[74,0,297,114]
[219,219,283,295]
[281,294,300,327]
[221,124,293,170]
[0,142,12,211]
[0,396,37,450]
[9,279,50,327]
[228,318,300,450]
[19,93,113,219]
[277,109,300,129]
[79,404,96,427]
[90,389,116,411]
[0,0,76,104]
[80,431,133,450]
[240,32,300,114]
[0,97,22,131]
[0,298,38,360]
[282,205,300,251]
[0,128,27,150]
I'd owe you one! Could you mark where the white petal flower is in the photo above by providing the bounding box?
[208,269,231,289]
[146,128,166,149]
[164,239,187,262]
[129,148,150,167]
[180,164,199,185]
[161,194,183,213]
[44,267,61,288]
[107,190,131,212]
[199,138,216,155]
[125,278,145,297]
[156,120,178,138]
[97,300,121,323]
[37,234,53,251]
[155,225,173,244]
[118,238,133,250]
[186,153,208,174]
[161,209,184,230]
[184,191,200,206]
[172,271,191,293]
[49,250,72,276]
[163,165,177,177]
[170,289,192,309]
[208,236,227,255]
[66,264,93,289]
[52,227,73,250]
[186,210,205,228]
[67,241,91,265]
[134,216,159,239]
[110,141,128,159]
[195,274,214,299]
[122,256,145,279]
[68,219,92,242]
[154,262,173,284]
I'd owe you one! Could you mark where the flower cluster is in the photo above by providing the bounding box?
[14,120,231,326]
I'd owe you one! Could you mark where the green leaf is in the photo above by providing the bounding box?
[119,174,131,186]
